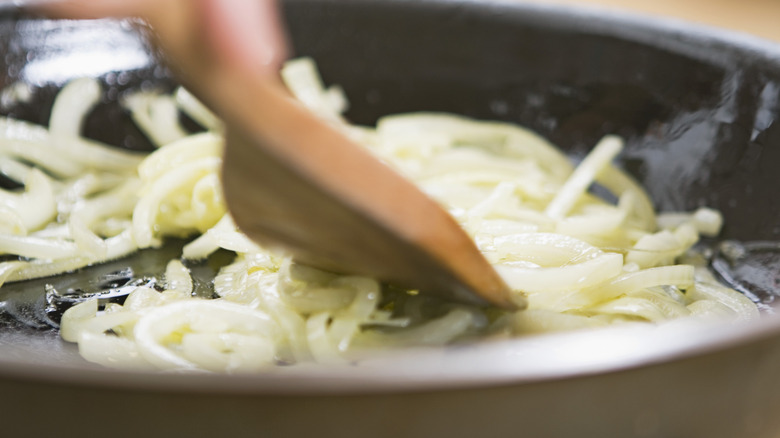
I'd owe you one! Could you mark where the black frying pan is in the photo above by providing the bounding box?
[0,1,778,437]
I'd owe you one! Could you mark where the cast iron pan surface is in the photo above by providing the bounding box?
[0,1,779,437]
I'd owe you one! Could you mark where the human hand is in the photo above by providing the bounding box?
[31,0,288,79]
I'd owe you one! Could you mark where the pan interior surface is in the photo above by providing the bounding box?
[0,0,778,393]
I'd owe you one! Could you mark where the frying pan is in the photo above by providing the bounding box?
[0,1,779,437]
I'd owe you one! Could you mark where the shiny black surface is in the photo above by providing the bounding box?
[0,11,169,151]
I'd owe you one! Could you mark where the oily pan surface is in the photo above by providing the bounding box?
[0,0,777,377]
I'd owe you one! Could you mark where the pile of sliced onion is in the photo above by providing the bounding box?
[0,58,757,373]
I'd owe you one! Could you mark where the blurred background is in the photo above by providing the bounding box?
[524,0,780,42]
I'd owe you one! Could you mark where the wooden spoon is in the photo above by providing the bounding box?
[77,0,521,309]
[221,85,519,308]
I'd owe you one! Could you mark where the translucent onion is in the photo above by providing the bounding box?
[545,136,623,220]
[175,87,223,132]
[133,300,281,371]
[49,77,101,138]
[497,252,624,294]
[122,92,188,147]
[0,56,753,373]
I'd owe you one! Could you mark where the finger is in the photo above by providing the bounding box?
[199,0,289,77]
[26,0,160,19]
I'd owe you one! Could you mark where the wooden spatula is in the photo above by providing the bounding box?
[45,0,520,308]
[220,83,518,308]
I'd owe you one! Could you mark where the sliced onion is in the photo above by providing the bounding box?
[134,300,280,371]
[497,252,624,294]
[545,136,623,220]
